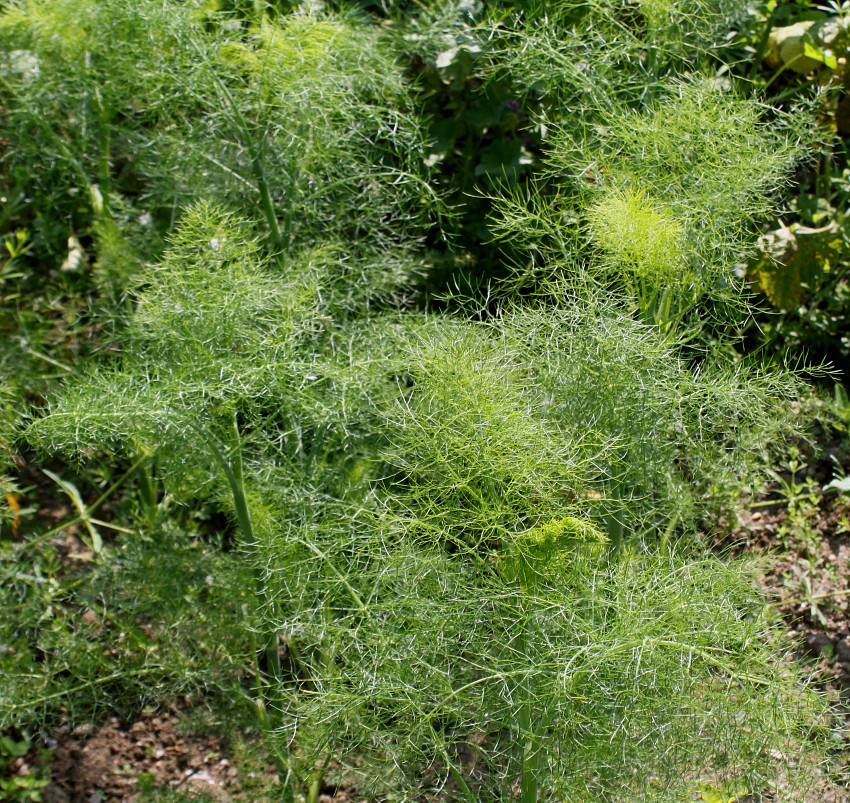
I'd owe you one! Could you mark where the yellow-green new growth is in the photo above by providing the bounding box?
[588,188,686,286]
[505,516,607,590]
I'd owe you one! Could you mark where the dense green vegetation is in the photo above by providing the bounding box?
[3,0,850,800]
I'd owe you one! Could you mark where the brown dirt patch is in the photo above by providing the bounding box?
[43,710,236,802]
[37,708,365,803]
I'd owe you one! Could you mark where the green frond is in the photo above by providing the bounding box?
[588,187,687,287]
[0,0,91,60]
[503,516,608,589]
[378,319,597,548]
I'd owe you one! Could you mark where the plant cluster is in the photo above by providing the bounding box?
[726,0,850,380]
[24,201,832,801]
[0,0,846,802]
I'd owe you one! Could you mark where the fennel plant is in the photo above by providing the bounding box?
[9,0,839,800]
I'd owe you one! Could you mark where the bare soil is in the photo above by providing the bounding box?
[43,710,231,803]
[36,709,361,803]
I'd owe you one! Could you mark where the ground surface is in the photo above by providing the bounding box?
[37,711,356,802]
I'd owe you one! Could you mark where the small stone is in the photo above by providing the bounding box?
[836,637,850,662]
[72,722,95,737]
[188,771,232,802]
[88,794,103,803]
[187,770,216,786]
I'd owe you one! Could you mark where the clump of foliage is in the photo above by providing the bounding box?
[0,732,48,802]
[0,0,435,310]
[587,187,688,306]
[0,514,255,731]
[492,73,816,335]
[1,0,844,801]
[24,198,832,800]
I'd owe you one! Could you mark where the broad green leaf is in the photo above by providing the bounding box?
[0,735,30,756]
[802,37,838,69]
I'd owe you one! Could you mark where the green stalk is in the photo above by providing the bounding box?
[188,416,294,801]
[749,0,779,82]
[222,413,283,697]
[250,140,285,255]
[305,593,341,802]
[605,481,625,558]
[658,510,680,555]
[514,602,540,803]
[131,444,159,525]
[306,774,321,803]
[94,87,112,210]
[517,680,539,802]
[136,459,156,512]
[191,414,356,803]
[426,720,477,803]
[190,39,284,254]
[306,751,332,803]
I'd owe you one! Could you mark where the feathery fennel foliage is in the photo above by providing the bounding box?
[557,79,808,287]
[27,200,831,799]
[10,1,838,800]
[0,0,436,290]
[493,77,815,332]
[487,0,747,107]
[485,0,818,332]
[0,0,213,264]
[587,189,686,285]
